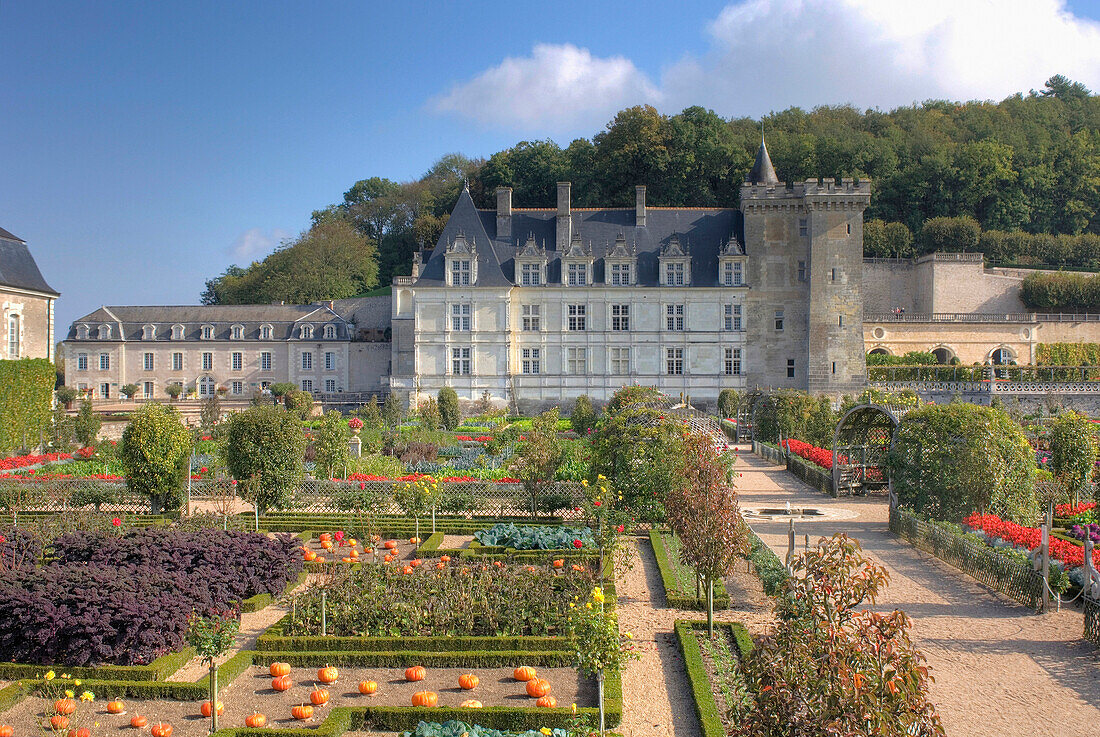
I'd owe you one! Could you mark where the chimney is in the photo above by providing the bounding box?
[327,300,334,310]
[636,185,647,227]
[496,187,512,239]
[556,182,572,251]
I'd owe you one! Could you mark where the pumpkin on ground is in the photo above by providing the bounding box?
[269,662,291,677]
[384,540,397,550]
[513,666,537,682]
[129,716,148,729]
[245,713,266,729]
[309,688,330,706]
[357,680,378,695]
[405,665,426,682]
[106,700,126,714]
[440,555,451,562]
[409,537,421,544]
[536,695,557,708]
[411,691,438,707]
[49,716,69,732]
[0,726,12,737]
[271,675,293,691]
[200,701,224,718]
[150,724,172,737]
[291,705,313,721]
[317,666,339,684]
[459,700,483,708]
[526,678,551,698]
[67,728,91,737]
[54,699,76,715]
[458,674,479,690]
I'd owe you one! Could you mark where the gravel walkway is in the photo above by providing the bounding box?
[736,447,1100,737]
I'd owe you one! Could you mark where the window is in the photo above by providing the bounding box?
[838,315,844,327]
[451,304,471,331]
[610,347,630,375]
[325,379,336,392]
[520,263,541,286]
[724,348,742,376]
[521,305,540,332]
[611,304,630,331]
[567,262,587,286]
[666,348,684,375]
[451,259,471,286]
[566,347,587,375]
[787,359,795,378]
[98,325,111,340]
[301,351,313,371]
[77,325,90,340]
[232,352,243,371]
[260,325,272,340]
[567,304,586,331]
[260,351,272,372]
[451,347,471,375]
[301,379,313,393]
[665,262,685,286]
[202,352,213,371]
[301,325,313,340]
[666,304,685,331]
[142,325,155,340]
[846,223,852,235]
[143,352,154,371]
[774,310,784,331]
[198,376,215,396]
[723,304,743,331]
[324,324,336,339]
[77,353,88,371]
[521,348,541,375]
[99,383,110,398]
[722,262,744,287]
[831,267,837,281]
[231,381,243,395]
[325,352,335,370]
[832,361,837,375]
[99,353,110,370]
[797,261,807,282]
[202,325,213,340]
[172,352,183,371]
[232,325,243,340]
[143,381,153,398]
[799,218,808,237]
[610,263,631,286]
[171,324,183,340]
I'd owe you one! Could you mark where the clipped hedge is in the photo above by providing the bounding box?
[0,647,195,683]
[240,568,309,613]
[744,527,789,596]
[0,358,54,455]
[648,530,730,610]
[675,620,753,737]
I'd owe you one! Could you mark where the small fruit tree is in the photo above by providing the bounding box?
[1047,410,1098,502]
[437,386,460,430]
[739,533,943,737]
[666,432,747,635]
[509,409,565,517]
[567,586,638,735]
[222,405,307,514]
[120,402,192,513]
[312,410,351,479]
[570,395,598,435]
[393,474,442,539]
[185,612,239,734]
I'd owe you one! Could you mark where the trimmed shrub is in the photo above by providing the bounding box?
[569,395,598,436]
[223,405,306,513]
[0,358,54,455]
[437,387,460,430]
[120,402,192,513]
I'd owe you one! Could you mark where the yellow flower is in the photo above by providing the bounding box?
[585,602,592,609]
[581,479,589,487]
[597,474,606,481]
[60,673,70,680]
[80,691,94,703]
[571,703,578,714]
[73,679,81,687]
[44,671,55,681]
[64,689,74,698]
[541,729,552,736]
[625,632,634,639]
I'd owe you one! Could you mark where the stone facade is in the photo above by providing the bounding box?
[0,227,59,362]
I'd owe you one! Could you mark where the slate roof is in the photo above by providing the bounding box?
[415,187,743,288]
[0,227,59,296]
[747,137,779,186]
[67,304,348,341]
[331,296,392,329]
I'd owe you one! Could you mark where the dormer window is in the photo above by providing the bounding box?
[171,324,184,340]
[77,324,90,340]
[142,324,156,340]
[97,325,112,340]
[717,234,746,288]
[445,232,478,286]
[201,325,214,340]
[324,324,336,339]
[567,263,587,286]
[605,232,637,286]
[659,235,691,287]
[260,324,273,340]
[231,324,244,340]
[301,324,314,340]
[515,233,547,286]
[561,232,594,287]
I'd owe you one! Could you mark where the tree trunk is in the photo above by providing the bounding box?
[209,659,218,734]
[706,576,714,638]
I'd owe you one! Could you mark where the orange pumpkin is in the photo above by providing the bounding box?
[526,678,551,698]
[303,550,317,562]
[440,555,451,562]
[384,540,397,550]
[409,537,421,545]
[435,562,445,570]
[341,556,353,563]
[552,559,564,569]
[314,556,326,564]
[405,665,426,682]
[349,549,359,558]
[458,674,479,690]
[536,695,557,708]
[317,666,339,684]
[269,662,291,677]
[150,724,171,737]
[49,715,69,732]
[0,725,12,737]
[402,565,414,575]
[107,700,126,714]
[384,554,394,563]
[319,533,332,542]
[54,699,77,716]
[291,704,313,721]
[244,713,266,729]
[513,666,537,682]
[271,675,293,691]
[200,701,224,718]
[357,680,378,695]
[410,559,422,567]
[129,716,148,729]
[347,538,358,547]
[410,691,438,707]
[309,688,330,706]
[320,540,333,551]
[459,699,483,708]
[68,729,90,737]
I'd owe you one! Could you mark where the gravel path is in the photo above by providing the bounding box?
[736,447,1100,737]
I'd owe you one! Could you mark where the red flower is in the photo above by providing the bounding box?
[593,500,602,507]
[573,540,583,549]
[334,531,344,541]
[200,467,208,474]
[359,482,366,490]
[616,524,624,533]
[112,517,121,527]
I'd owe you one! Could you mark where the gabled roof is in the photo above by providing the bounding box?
[415,187,511,288]
[0,227,59,296]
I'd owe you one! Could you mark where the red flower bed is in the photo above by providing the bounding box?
[964,513,1085,569]
[1055,501,1096,518]
[343,473,520,484]
[0,472,122,481]
[780,439,834,470]
[0,452,73,471]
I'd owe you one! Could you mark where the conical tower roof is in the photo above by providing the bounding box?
[747,134,779,185]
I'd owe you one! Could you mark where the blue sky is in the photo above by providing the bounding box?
[3,0,1100,334]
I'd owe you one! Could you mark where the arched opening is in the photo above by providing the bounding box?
[991,347,1014,365]
[832,404,906,498]
[932,347,955,364]
[198,376,216,396]
[7,314,19,359]
[868,347,890,356]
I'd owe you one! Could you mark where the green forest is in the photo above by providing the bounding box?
[203,75,1100,305]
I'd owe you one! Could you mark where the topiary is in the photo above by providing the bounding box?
[120,402,192,514]
[437,387,460,430]
[222,405,307,514]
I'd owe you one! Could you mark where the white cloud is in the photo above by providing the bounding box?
[230,227,291,262]
[430,1,1100,131]
[429,43,661,132]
